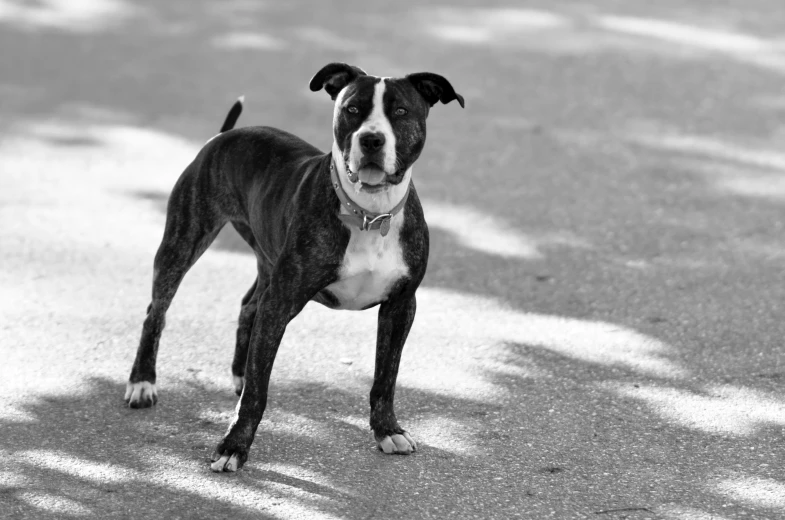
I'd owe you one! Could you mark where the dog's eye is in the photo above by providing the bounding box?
[394,108,408,116]
[346,105,359,114]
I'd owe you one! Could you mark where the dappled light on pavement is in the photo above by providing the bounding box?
[422,7,570,45]
[279,285,687,405]
[680,159,785,201]
[422,4,785,75]
[595,15,771,54]
[622,129,785,202]
[15,490,93,517]
[714,473,785,511]
[0,0,140,33]
[211,32,286,51]
[3,88,783,516]
[4,1,785,517]
[629,132,785,171]
[14,448,348,519]
[659,505,735,520]
[410,288,687,381]
[422,199,591,261]
[21,450,134,484]
[608,383,785,436]
[594,14,785,73]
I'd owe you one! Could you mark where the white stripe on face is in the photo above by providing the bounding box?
[332,86,349,134]
[349,79,397,174]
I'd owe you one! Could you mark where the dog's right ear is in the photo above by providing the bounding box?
[309,63,367,100]
[406,72,465,108]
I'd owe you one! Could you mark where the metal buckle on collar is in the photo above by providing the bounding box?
[362,213,393,235]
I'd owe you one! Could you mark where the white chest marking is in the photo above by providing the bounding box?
[326,210,409,310]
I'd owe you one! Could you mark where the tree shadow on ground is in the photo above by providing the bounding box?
[2,377,476,519]
[5,1,785,518]
[9,0,785,362]
[3,348,782,519]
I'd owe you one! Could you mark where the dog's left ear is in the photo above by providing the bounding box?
[406,72,465,108]
[309,62,367,100]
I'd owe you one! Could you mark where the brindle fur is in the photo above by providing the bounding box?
[126,63,463,470]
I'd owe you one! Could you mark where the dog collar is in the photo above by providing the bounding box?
[330,159,409,237]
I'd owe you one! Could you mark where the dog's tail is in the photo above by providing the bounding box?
[219,95,244,133]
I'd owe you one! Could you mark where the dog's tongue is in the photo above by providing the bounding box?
[358,165,386,185]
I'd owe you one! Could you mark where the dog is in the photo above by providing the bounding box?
[124,62,464,472]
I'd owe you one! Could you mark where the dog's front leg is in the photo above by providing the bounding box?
[210,263,332,472]
[371,294,418,454]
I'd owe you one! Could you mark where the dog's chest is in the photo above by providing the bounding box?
[325,215,409,310]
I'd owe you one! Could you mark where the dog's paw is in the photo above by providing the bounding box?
[376,431,417,455]
[210,452,243,473]
[125,381,157,408]
[232,375,244,396]
[210,438,248,473]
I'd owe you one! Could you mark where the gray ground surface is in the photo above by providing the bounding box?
[1,1,785,518]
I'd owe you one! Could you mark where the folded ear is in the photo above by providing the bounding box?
[405,72,465,108]
[309,63,367,100]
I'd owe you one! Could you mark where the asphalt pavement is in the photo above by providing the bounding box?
[1,1,784,519]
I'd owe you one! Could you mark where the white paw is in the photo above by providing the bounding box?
[232,375,244,396]
[377,432,417,454]
[210,453,240,473]
[125,381,157,408]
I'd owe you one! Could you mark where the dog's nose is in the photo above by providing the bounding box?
[359,132,385,153]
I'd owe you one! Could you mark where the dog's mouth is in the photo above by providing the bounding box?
[345,159,407,191]
[357,163,387,186]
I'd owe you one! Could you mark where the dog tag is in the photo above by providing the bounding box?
[380,218,390,237]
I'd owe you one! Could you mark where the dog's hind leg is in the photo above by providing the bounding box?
[231,273,268,396]
[227,221,270,396]
[126,165,227,408]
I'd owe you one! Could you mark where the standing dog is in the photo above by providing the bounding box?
[125,63,464,472]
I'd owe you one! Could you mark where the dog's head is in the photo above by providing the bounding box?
[310,63,464,193]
